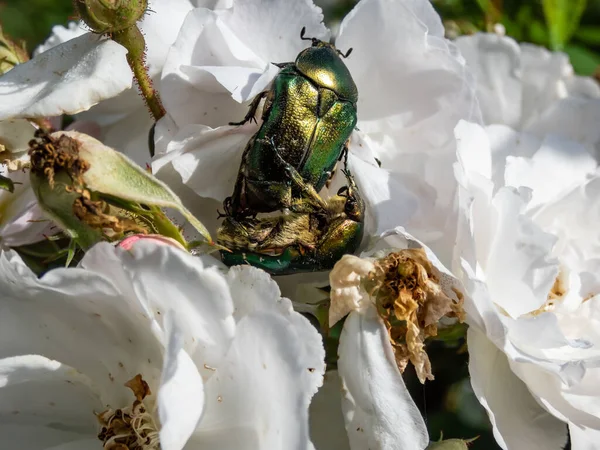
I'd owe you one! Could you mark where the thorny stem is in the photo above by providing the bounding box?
[112,26,165,121]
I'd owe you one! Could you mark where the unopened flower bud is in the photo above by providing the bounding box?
[73,0,148,34]
[28,130,215,250]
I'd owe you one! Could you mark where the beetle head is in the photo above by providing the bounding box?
[300,27,353,58]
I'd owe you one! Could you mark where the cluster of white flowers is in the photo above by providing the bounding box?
[1,0,599,449]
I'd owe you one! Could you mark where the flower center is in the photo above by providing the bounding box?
[527,270,568,316]
[96,374,160,450]
[367,249,465,383]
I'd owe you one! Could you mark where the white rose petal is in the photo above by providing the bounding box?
[0,241,325,449]
[0,34,131,120]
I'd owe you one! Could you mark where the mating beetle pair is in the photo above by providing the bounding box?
[217,28,364,275]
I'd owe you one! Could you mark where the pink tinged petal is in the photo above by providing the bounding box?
[485,187,559,318]
[190,291,325,449]
[504,133,597,210]
[158,311,205,450]
[467,328,568,450]
[456,34,522,127]
[0,33,132,120]
[338,310,428,450]
[155,124,255,201]
[309,371,350,450]
[569,424,600,450]
[118,234,186,251]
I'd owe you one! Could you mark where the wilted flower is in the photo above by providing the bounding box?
[0,240,325,449]
[324,228,465,449]
[454,120,600,448]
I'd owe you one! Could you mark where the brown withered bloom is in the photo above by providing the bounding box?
[330,242,465,383]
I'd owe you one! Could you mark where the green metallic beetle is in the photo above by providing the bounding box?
[224,27,358,217]
[218,143,365,275]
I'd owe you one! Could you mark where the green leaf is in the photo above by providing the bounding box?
[575,26,600,45]
[542,0,588,50]
[0,174,14,193]
[564,43,600,75]
[529,20,550,46]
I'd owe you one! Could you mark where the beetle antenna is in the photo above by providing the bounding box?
[338,47,353,58]
[300,27,311,41]
[300,27,320,46]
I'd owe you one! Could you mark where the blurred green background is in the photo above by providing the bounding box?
[2,0,600,76]
[1,0,594,448]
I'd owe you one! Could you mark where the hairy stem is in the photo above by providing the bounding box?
[113,26,165,120]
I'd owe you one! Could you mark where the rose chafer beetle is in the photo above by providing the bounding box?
[218,30,362,275]
[218,142,364,275]
[225,27,358,217]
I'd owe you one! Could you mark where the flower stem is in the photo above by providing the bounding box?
[112,26,165,121]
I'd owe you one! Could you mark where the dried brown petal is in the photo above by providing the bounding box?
[370,248,465,383]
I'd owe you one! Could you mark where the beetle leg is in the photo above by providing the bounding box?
[273,62,294,69]
[229,91,268,126]
[266,138,329,212]
[339,139,350,163]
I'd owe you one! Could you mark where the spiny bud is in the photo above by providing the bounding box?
[73,0,148,34]
[0,25,28,74]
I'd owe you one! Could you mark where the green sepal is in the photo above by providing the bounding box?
[427,436,478,450]
[30,171,102,250]
[76,135,214,248]
[13,236,83,276]
[0,174,14,193]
